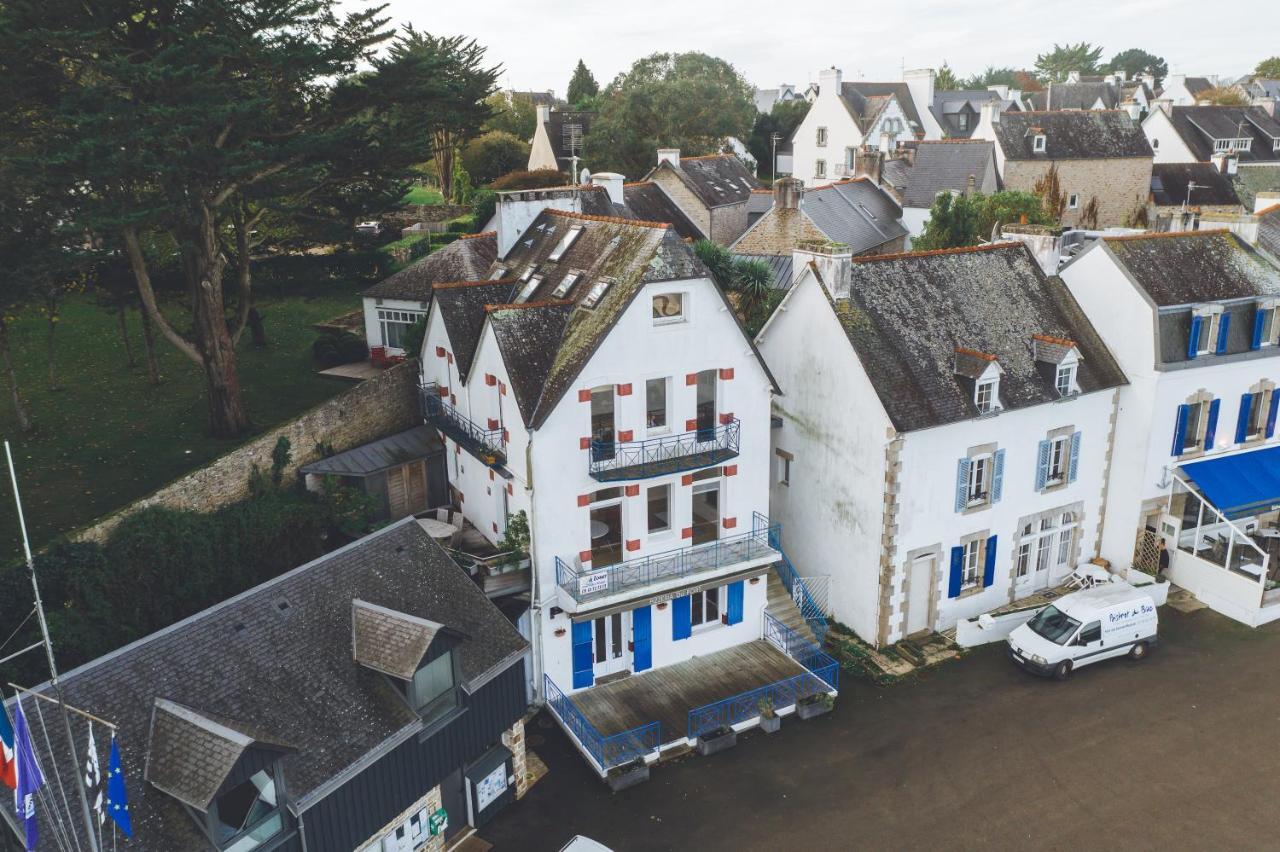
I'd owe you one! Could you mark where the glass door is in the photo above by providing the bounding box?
[691,483,720,546]
[590,503,623,567]
[592,611,630,677]
[590,386,615,461]
[695,370,717,442]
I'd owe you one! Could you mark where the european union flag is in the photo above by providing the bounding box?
[12,698,44,851]
[104,736,132,838]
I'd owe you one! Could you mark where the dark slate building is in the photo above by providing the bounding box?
[4,520,530,852]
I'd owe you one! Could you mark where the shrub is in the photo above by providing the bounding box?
[312,331,368,367]
[471,189,496,232]
[490,168,568,191]
[462,130,531,185]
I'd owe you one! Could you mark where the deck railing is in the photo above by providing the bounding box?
[763,611,839,688]
[556,522,781,604]
[544,674,661,773]
[756,512,830,645]
[420,382,505,465]
[588,418,740,481]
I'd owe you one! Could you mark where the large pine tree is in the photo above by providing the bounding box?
[567,59,600,107]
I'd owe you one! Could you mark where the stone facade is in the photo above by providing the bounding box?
[76,362,421,543]
[502,717,529,799]
[356,783,445,852]
[649,168,711,236]
[731,208,829,254]
[1001,157,1153,228]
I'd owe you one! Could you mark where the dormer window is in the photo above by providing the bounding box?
[410,648,460,727]
[514,274,542,304]
[1032,134,1047,153]
[1055,363,1077,396]
[1273,139,1280,153]
[552,270,581,299]
[1188,305,1226,358]
[548,224,584,262]
[955,348,1003,414]
[1254,300,1280,349]
[213,768,285,850]
[975,378,999,414]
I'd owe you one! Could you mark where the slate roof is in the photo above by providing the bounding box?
[1036,82,1121,111]
[1258,205,1280,262]
[732,253,794,290]
[543,110,594,164]
[1149,163,1243,208]
[891,141,998,208]
[648,154,761,209]
[487,302,575,424]
[622,181,706,240]
[1167,106,1280,163]
[363,233,498,301]
[351,600,443,680]
[747,190,775,217]
[8,520,527,851]
[145,699,260,811]
[840,82,925,136]
[298,425,443,478]
[798,179,909,250]
[1184,77,1214,98]
[930,90,1006,138]
[821,243,1126,431]
[1237,77,1280,101]
[989,111,1152,160]
[430,279,518,381]
[1099,230,1280,305]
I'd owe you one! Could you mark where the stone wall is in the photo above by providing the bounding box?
[709,201,750,246]
[75,362,420,543]
[731,208,828,254]
[1003,157,1153,229]
[650,169,711,236]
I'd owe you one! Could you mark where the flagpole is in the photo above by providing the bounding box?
[6,441,101,852]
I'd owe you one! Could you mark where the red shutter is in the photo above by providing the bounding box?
[719,412,734,425]
[719,367,734,381]
[681,527,693,539]
[578,389,592,402]
[485,373,497,386]
[487,417,499,430]
[624,484,640,497]
[579,550,593,563]
[685,373,698,385]
[580,436,591,450]
[724,465,738,477]
[626,539,641,552]
[685,418,698,431]
[618,429,633,442]
[435,346,446,358]
[723,517,737,530]
[681,474,694,486]
[617,383,632,396]
[499,382,507,396]
[577,494,590,507]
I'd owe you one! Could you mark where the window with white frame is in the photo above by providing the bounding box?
[775,449,793,487]
[646,377,668,430]
[552,270,581,299]
[816,127,828,146]
[690,585,723,628]
[548,225,584,262]
[1067,193,1079,209]
[957,112,970,131]
[1256,302,1279,347]
[581,278,614,309]
[1182,398,1209,452]
[514,274,542,303]
[1046,435,1071,485]
[648,484,671,533]
[961,539,982,589]
[377,308,424,349]
[519,264,537,283]
[815,159,827,179]
[1151,137,1159,150]
[975,377,999,414]
[967,454,990,505]
[651,293,685,324]
[1032,134,1047,152]
[1194,309,1221,355]
[1273,138,1280,152]
[1055,363,1077,396]
[1245,384,1273,440]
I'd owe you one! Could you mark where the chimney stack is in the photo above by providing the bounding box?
[657,148,681,167]
[793,242,853,300]
[854,149,884,184]
[1154,98,1173,116]
[536,103,550,125]
[818,66,843,98]
[773,177,803,210]
[966,173,977,196]
[590,172,626,206]
[1140,72,1156,91]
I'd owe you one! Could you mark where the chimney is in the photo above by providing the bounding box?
[1154,98,1172,117]
[903,68,937,132]
[818,66,843,98]
[1167,73,1186,95]
[773,177,803,210]
[1140,72,1156,91]
[1067,70,1081,84]
[536,103,550,126]
[1126,102,1141,121]
[965,173,977,196]
[987,84,1010,100]
[979,99,1000,127]
[1257,96,1277,118]
[657,148,681,167]
[590,172,626,206]
[793,242,853,300]
[854,149,884,184]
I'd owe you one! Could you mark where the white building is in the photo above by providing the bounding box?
[419,208,836,779]
[1142,104,1280,172]
[756,242,1125,646]
[1060,230,1280,626]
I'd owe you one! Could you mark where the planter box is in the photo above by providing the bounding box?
[759,714,781,734]
[797,698,833,720]
[606,760,649,792]
[696,728,737,756]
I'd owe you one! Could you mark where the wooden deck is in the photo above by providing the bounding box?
[572,640,806,744]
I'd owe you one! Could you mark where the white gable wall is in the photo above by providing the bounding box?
[1142,108,1198,164]
[362,296,428,354]
[790,72,865,186]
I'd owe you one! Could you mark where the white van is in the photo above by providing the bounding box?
[1007,582,1158,680]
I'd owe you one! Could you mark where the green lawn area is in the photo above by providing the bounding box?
[402,185,443,205]
[0,283,363,550]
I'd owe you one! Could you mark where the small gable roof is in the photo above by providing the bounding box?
[1099,230,1280,305]
[298,425,443,478]
[799,179,909,251]
[432,279,519,381]
[363,233,498,302]
[1167,106,1280,163]
[990,110,1152,160]
[840,82,925,136]
[623,181,706,240]
[352,599,444,680]
[895,141,998,208]
[647,154,761,209]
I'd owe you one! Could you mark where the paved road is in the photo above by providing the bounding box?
[480,607,1280,851]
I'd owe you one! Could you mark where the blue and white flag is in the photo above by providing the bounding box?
[12,698,45,851]
[104,735,132,837]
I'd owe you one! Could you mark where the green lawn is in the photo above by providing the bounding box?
[402,185,443,205]
[0,285,361,549]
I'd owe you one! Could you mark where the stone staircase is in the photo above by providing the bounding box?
[765,567,818,647]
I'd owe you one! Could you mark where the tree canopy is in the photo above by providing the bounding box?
[935,63,962,91]
[567,59,599,108]
[1105,49,1168,85]
[1034,42,1104,83]
[583,52,756,179]
[483,91,538,140]
[462,130,531,185]
[960,66,1042,93]
[748,99,810,177]
[1256,57,1280,78]
[913,191,1054,250]
[1197,86,1250,106]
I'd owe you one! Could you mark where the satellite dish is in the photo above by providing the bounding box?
[579,167,591,185]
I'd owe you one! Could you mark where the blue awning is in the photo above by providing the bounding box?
[1180,446,1280,519]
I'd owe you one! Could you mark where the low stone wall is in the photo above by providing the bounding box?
[75,362,420,544]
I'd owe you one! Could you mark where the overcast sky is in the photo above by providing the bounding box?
[349,0,1276,93]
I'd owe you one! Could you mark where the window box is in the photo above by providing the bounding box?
[796,693,834,720]
[606,758,650,792]
[696,725,737,756]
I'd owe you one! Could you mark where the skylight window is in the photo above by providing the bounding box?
[519,264,537,283]
[581,277,615,309]
[548,225,584,262]
[490,266,508,280]
[552,270,581,299]
[514,275,543,304]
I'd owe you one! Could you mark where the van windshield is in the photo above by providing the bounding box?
[1027,605,1081,645]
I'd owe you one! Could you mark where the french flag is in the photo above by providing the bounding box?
[0,706,16,789]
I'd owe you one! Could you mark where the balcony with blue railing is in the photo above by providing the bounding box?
[420,382,506,467]
[589,418,740,482]
[556,521,781,607]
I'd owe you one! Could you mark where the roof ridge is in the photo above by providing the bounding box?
[852,241,1023,263]
[807,177,871,192]
[955,346,998,361]
[433,277,518,290]
[544,208,670,229]
[1256,203,1280,218]
[485,299,576,313]
[458,231,497,241]
[1103,229,1231,243]
[1013,109,1131,115]
[916,139,991,144]
[1033,333,1077,346]
[679,153,733,161]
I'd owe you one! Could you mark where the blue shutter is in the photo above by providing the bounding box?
[726,581,744,626]
[1171,404,1190,456]
[1204,398,1220,449]
[1268,392,1280,438]
[1215,313,1231,354]
[571,621,594,689]
[982,535,998,588]
[991,449,1006,502]
[948,546,964,598]
[954,457,972,512]
[1035,439,1051,491]
[1187,315,1202,360]
[672,595,692,640]
[1236,393,1254,443]
[632,606,652,672]
[1068,432,1081,483]
[1252,310,1267,350]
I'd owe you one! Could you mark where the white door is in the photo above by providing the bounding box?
[1014,512,1080,597]
[592,611,630,678]
[905,555,934,636]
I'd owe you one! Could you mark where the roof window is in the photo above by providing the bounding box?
[519,264,537,283]
[1032,133,1047,153]
[514,274,543,304]
[581,277,615,309]
[489,266,508,280]
[548,225,584,262]
[552,270,581,299]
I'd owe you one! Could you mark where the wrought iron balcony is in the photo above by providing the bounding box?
[556,521,780,605]
[833,163,858,177]
[420,382,506,467]
[589,418,740,481]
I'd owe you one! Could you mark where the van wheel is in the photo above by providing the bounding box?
[1053,660,1073,681]
[1129,641,1148,660]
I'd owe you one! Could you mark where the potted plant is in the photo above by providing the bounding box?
[758,697,781,734]
[496,511,531,574]
[696,724,737,756]
[606,757,649,792]
[797,692,835,721]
